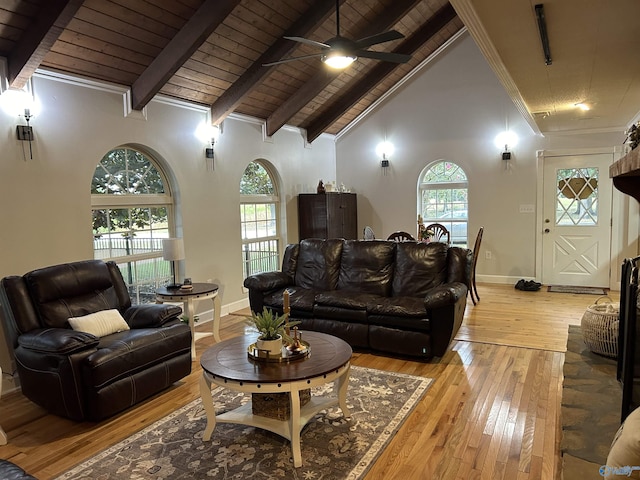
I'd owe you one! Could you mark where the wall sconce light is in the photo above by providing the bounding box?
[376,141,394,173]
[17,108,34,159]
[205,125,219,159]
[1,87,38,159]
[494,131,518,161]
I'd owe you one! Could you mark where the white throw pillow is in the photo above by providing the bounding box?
[604,406,640,479]
[68,309,130,338]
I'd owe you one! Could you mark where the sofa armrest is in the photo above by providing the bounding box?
[244,272,293,292]
[17,328,99,354]
[424,282,468,357]
[423,282,467,309]
[123,304,183,328]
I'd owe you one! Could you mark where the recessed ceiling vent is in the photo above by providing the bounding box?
[533,111,552,119]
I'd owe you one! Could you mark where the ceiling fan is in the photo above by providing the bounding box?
[263,0,411,69]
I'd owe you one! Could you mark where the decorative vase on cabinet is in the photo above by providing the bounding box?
[298,193,357,240]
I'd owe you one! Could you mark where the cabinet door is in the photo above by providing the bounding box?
[326,193,357,239]
[298,194,327,239]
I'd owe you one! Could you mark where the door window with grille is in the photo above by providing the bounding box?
[240,161,280,279]
[91,147,175,304]
[555,168,599,226]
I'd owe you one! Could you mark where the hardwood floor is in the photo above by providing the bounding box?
[0,284,618,479]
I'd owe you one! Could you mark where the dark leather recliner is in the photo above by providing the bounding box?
[0,260,192,421]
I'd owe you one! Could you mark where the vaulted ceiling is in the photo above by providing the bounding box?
[1,1,638,143]
[0,0,462,142]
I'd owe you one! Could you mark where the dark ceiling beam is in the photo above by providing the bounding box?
[306,3,457,143]
[209,0,345,126]
[130,0,241,110]
[265,0,421,138]
[8,0,84,88]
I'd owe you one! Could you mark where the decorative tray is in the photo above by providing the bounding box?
[247,340,310,363]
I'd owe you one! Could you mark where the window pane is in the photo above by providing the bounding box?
[555,168,598,226]
[420,161,469,247]
[240,161,280,278]
[92,148,172,303]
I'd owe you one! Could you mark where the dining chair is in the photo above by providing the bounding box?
[386,231,416,242]
[470,226,484,305]
[425,223,450,244]
[363,226,375,240]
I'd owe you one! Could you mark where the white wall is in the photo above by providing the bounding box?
[0,71,336,373]
[336,32,636,284]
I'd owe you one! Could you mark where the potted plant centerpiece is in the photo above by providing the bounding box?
[246,307,301,356]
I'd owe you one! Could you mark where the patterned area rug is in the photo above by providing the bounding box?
[56,366,432,480]
[549,285,608,295]
[562,325,621,478]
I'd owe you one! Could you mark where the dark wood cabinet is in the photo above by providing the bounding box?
[298,193,357,240]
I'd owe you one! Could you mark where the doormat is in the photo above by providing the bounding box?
[55,366,433,480]
[548,285,608,295]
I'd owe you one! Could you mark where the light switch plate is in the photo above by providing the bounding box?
[519,204,535,213]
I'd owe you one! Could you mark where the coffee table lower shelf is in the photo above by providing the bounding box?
[199,362,351,468]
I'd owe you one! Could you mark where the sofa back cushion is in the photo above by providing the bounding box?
[23,260,124,329]
[392,242,448,297]
[294,239,343,290]
[337,240,396,296]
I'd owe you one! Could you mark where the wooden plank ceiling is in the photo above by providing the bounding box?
[0,0,462,142]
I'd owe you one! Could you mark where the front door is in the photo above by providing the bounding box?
[541,153,613,287]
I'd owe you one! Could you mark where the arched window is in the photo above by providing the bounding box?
[418,160,468,247]
[91,147,174,304]
[240,161,280,279]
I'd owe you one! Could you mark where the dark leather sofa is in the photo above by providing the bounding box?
[244,239,472,358]
[0,260,192,421]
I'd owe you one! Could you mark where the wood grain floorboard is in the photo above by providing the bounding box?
[0,284,618,479]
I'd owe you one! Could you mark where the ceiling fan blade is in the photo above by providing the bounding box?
[356,50,412,63]
[354,30,404,49]
[284,36,330,49]
[262,53,324,67]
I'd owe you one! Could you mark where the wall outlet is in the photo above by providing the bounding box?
[485,251,492,260]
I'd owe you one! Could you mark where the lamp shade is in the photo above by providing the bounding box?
[162,238,185,261]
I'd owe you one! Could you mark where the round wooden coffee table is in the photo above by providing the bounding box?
[199,331,352,467]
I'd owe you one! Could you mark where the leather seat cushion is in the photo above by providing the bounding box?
[264,287,317,312]
[82,322,191,388]
[368,295,427,316]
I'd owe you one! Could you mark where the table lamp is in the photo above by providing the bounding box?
[162,238,185,289]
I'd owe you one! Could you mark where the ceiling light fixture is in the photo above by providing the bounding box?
[534,4,552,65]
[321,51,357,69]
[575,102,590,111]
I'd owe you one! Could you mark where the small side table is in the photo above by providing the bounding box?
[156,283,221,359]
[0,367,7,445]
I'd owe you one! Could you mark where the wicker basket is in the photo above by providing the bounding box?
[252,389,311,420]
[580,296,620,358]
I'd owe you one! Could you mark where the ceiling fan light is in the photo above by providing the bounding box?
[322,51,357,69]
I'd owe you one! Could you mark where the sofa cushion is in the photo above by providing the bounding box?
[337,240,395,296]
[264,287,317,312]
[604,406,640,479]
[295,239,343,291]
[24,260,122,329]
[82,323,191,389]
[392,242,448,297]
[68,309,130,337]
[368,295,428,317]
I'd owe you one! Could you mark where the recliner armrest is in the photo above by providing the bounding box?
[423,282,468,309]
[17,328,99,354]
[123,304,182,328]
[244,271,293,292]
